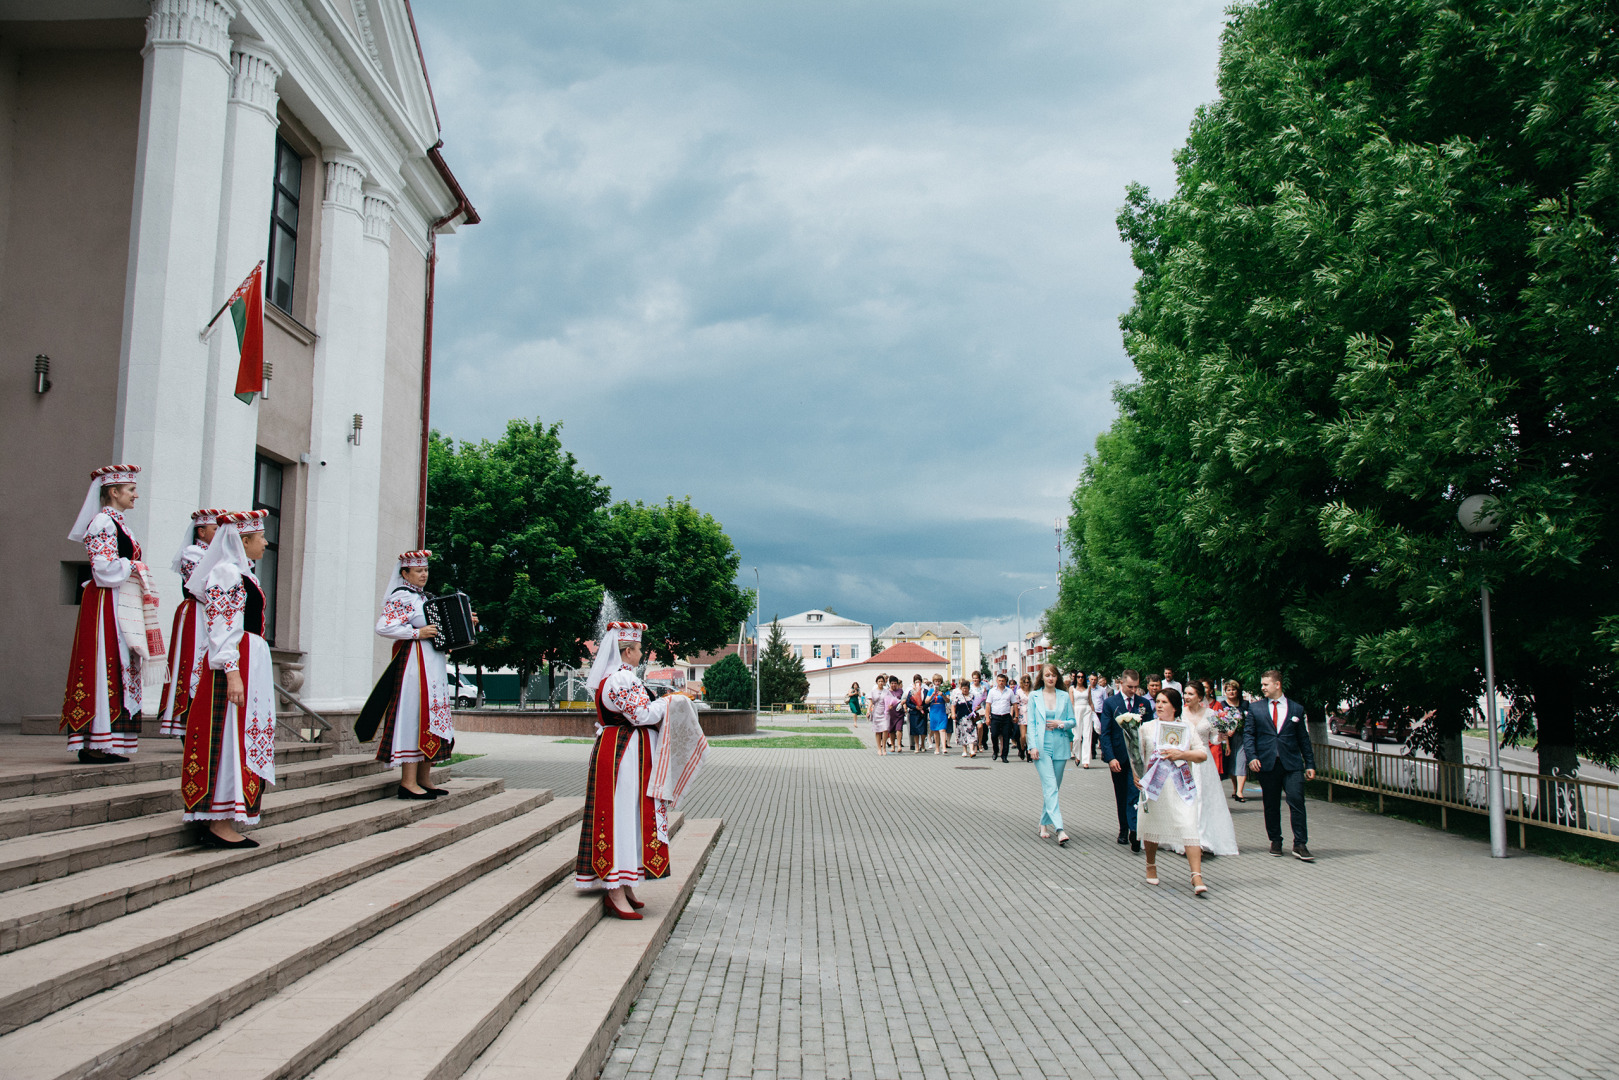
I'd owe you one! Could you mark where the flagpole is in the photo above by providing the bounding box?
[199,261,264,340]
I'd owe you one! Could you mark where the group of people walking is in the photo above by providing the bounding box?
[858,662,1318,896]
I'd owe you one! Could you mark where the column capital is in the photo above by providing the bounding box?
[229,39,281,119]
[362,191,395,245]
[323,155,366,215]
[145,0,234,68]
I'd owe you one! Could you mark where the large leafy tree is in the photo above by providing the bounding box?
[592,497,753,665]
[759,618,808,706]
[1048,0,1619,773]
[426,420,609,700]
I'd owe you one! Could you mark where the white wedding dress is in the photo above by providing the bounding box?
[1169,707,1239,856]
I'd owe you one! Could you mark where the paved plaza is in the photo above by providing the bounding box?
[452,727,1617,1080]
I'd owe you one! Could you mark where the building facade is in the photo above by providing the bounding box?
[764,610,873,670]
[840,642,949,703]
[0,0,474,733]
[875,621,981,682]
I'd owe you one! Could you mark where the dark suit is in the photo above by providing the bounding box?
[1242,696,1315,846]
[1099,691,1153,835]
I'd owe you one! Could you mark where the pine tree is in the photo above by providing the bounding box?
[702,652,754,710]
[759,618,808,706]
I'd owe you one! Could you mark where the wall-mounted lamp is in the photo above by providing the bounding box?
[260,361,272,401]
[34,354,50,394]
[348,413,363,446]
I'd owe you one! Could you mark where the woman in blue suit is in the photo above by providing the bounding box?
[1026,662,1077,846]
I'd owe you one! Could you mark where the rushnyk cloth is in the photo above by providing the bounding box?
[648,694,709,810]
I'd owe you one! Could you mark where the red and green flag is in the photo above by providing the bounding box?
[225,264,264,404]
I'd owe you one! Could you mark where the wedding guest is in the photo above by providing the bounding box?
[906,675,929,753]
[1027,664,1076,845]
[927,674,950,754]
[951,679,978,757]
[985,673,1018,762]
[1161,667,1182,694]
[1070,670,1100,767]
[846,681,864,717]
[1015,674,1033,760]
[885,676,908,754]
[1088,674,1109,717]
[870,675,893,755]
[1099,670,1151,851]
[1172,681,1238,857]
[970,671,990,751]
[1136,688,1210,895]
[1223,679,1250,801]
[1242,669,1315,860]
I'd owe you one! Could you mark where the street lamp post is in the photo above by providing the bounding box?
[1016,585,1046,679]
[1459,494,1507,859]
[752,567,761,718]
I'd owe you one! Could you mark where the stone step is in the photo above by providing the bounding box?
[0,778,511,954]
[0,766,448,893]
[0,799,577,1080]
[0,754,390,841]
[0,789,578,1037]
[461,819,723,1080]
[138,809,662,1080]
[320,818,720,1080]
[0,742,332,802]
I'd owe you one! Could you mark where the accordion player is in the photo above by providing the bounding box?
[422,591,478,652]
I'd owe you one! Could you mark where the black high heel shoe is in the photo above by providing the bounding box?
[198,830,259,849]
[397,785,435,801]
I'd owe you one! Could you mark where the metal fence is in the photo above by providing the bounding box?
[1314,741,1618,846]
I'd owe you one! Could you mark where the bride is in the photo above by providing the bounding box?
[1170,680,1239,857]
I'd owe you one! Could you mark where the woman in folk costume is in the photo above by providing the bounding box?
[356,551,471,800]
[180,510,278,848]
[157,508,223,737]
[575,621,704,920]
[61,464,152,763]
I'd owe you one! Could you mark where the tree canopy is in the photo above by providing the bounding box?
[1047,0,1619,772]
[426,418,752,691]
[702,652,754,710]
[759,619,809,706]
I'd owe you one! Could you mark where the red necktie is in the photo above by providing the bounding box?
[1272,700,1282,731]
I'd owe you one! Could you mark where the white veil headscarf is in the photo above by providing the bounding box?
[386,550,432,599]
[68,465,140,543]
[186,518,257,602]
[171,509,221,576]
[586,622,645,696]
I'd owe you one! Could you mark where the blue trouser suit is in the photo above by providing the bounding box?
[1035,740,1071,830]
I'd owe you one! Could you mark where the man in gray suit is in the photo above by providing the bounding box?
[1242,668,1316,861]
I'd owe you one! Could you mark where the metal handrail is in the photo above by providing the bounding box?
[1314,741,1617,847]
[274,684,331,743]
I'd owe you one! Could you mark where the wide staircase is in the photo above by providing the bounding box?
[0,739,722,1080]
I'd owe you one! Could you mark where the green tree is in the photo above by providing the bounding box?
[426,419,609,704]
[701,652,754,710]
[592,497,754,665]
[1048,0,1619,774]
[870,638,884,659]
[978,653,991,679]
[759,618,808,706]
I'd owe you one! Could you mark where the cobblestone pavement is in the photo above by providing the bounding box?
[452,728,1617,1080]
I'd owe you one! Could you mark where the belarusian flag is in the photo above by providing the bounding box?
[226,264,264,404]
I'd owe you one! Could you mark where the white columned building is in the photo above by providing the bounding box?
[200,38,281,509]
[115,0,236,545]
[0,1,478,737]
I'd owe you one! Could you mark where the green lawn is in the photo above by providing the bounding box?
[758,725,854,735]
[445,752,486,766]
[711,735,864,749]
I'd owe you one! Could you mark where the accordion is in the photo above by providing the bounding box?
[422,591,477,652]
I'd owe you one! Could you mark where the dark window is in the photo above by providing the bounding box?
[266,137,302,313]
[253,455,284,644]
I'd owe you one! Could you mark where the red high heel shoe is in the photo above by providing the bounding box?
[622,888,646,910]
[602,894,643,920]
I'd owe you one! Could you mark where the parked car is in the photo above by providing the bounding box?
[1329,710,1410,743]
[448,672,480,709]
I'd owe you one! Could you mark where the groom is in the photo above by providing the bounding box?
[1098,669,1152,853]
[1242,669,1316,861]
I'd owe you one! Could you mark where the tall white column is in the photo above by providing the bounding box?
[115,0,234,561]
[199,39,281,509]
[299,154,387,710]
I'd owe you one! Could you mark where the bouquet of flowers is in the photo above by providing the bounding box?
[1117,699,1152,772]
[1212,704,1240,737]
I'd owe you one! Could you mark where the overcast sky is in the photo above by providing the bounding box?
[412,0,1226,649]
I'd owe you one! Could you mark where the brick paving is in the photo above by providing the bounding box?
[452,728,1618,1080]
